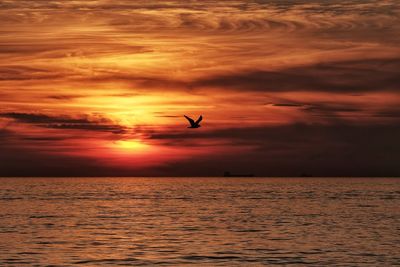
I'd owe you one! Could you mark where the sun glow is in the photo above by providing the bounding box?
[113,140,151,152]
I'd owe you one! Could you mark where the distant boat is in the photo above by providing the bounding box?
[224,171,255,177]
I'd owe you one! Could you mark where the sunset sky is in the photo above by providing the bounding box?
[1,0,399,176]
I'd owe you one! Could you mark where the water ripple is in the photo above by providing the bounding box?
[0,177,399,266]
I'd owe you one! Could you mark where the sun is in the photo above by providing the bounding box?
[113,140,151,152]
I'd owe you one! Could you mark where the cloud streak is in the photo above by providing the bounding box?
[0,113,126,133]
[1,0,400,176]
[192,58,400,93]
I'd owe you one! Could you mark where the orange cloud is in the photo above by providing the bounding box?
[1,0,400,176]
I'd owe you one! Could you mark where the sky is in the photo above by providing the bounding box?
[0,0,399,177]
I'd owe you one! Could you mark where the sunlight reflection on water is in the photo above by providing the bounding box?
[0,177,399,266]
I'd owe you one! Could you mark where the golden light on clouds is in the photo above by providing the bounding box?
[112,140,151,153]
[1,0,400,176]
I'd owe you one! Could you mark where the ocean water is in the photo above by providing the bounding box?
[0,177,399,266]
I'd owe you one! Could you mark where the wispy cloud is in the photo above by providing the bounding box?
[1,0,400,176]
[0,112,126,133]
[192,58,400,93]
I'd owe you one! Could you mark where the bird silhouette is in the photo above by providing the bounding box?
[184,115,203,128]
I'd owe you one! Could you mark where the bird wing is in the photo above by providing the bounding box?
[195,115,203,125]
[184,115,195,126]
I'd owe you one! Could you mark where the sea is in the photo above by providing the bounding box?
[0,177,399,266]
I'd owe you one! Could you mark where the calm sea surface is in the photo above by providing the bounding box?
[0,177,399,266]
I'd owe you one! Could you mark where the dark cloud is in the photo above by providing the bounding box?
[75,57,400,94]
[0,144,138,177]
[268,102,363,120]
[0,112,89,124]
[0,65,64,81]
[0,128,12,138]
[270,103,305,107]
[46,95,83,101]
[0,44,55,54]
[0,1,242,11]
[21,136,69,141]
[83,73,187,89]
[148,123,400,177]
[303,104,362,113]
[373,109,400,118]
[2,122,400,177]
[0,112,126,133]
[47,124,126,134]
[155,115,181,118]
[148,123,396,145]
[193,58,400,93]
[0,128,155,177]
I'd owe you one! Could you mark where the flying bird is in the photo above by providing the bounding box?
[184,115,203,128]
